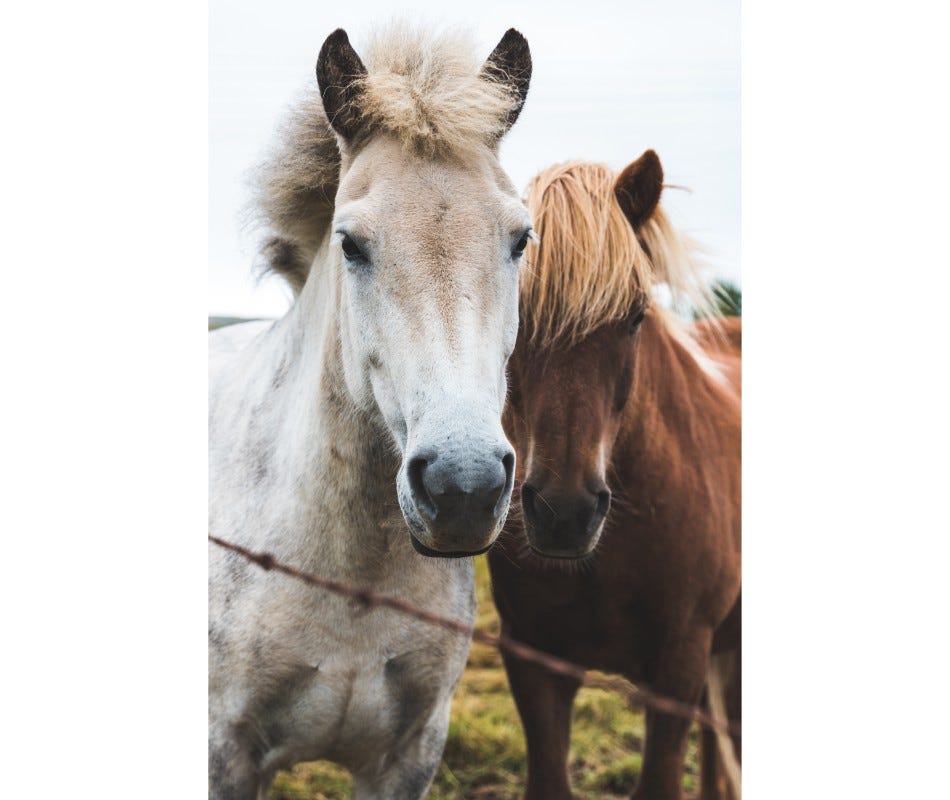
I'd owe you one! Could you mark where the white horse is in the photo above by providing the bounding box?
[209,24,533,800]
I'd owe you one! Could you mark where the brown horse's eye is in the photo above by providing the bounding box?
[614,363,634,412]
[627,309,646,333]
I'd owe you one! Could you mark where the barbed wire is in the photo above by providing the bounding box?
[209,534,740,738]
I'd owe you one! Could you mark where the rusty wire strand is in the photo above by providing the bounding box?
[209,534,740,737]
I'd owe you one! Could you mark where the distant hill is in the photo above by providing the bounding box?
[208,316,264,331]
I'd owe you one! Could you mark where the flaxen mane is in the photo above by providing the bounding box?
[522,161,719,346]
[251,24,522,293]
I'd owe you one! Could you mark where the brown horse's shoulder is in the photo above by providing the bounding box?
[684,317,741,398]
[693,316,741,356]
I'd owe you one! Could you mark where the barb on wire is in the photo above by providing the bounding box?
[209,535,740,737]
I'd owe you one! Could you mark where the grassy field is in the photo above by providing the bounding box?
[268,557,701,800]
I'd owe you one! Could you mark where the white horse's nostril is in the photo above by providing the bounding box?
[498,451,516,515]
[407,447,512,522]
[407,455,438,519]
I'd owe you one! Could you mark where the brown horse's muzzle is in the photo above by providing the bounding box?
[520,482,611,558]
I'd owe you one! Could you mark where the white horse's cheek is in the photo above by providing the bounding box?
[339,283,380,409]
[504,270,521,345]
[370,369,408,450]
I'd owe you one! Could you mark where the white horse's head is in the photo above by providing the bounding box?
[317,27,533,556]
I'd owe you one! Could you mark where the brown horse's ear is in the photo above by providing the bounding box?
[316,29,369,141]
[481,29,532,133]
[614,150,664,230]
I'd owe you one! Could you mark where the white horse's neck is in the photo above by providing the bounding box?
[214,243,406,580]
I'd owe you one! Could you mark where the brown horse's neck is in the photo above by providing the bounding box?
[615,312,740,504]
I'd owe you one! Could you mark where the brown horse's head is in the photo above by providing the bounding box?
[506,151,674,558]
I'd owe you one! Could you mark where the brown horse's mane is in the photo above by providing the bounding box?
[522,161,720,347]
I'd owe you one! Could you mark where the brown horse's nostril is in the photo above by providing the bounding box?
[521,482,540,521]
[590,489,612,534]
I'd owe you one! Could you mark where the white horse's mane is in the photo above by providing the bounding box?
[250,23,520,293]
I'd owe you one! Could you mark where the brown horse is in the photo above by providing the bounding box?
[489,154,741,800]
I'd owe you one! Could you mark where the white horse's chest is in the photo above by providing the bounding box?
[211,556,474,774]
[260,632,448,770]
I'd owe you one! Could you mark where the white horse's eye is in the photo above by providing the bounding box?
[512,230,531,259]
[340,234,365,262]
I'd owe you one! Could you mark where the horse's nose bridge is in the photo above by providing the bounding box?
[522,430,610,534]
[399,336,504,434]
[420,256,493,347]
[526,376,605,462]
[417,303,507,404]
[523,419,606,498]
[407,383,513,473]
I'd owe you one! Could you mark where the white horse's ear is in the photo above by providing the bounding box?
[316,28,369,141]
[480,29,532,134]
[614,149,664,230]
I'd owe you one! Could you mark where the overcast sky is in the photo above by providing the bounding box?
[209,0,739,317]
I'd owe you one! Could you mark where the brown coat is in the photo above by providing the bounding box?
[489,154,741,800]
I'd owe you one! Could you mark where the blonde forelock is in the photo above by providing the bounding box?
[521,161,719,346]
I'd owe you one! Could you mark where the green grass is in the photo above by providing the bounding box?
[267,557,701,799]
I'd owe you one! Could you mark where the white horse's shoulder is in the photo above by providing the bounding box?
[209,320,275,379]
